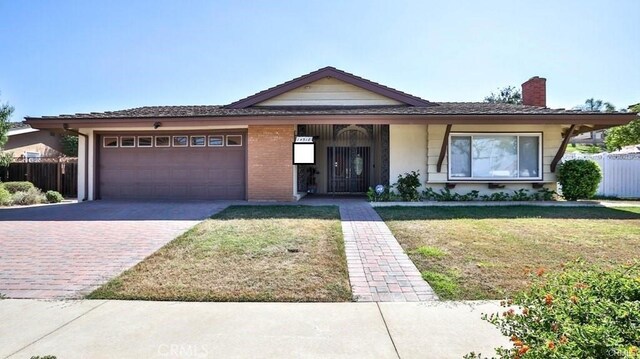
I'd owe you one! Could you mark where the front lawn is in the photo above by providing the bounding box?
[376,206,640,300]
[89,205,351,302]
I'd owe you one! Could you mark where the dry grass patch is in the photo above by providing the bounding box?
[376,206,640,300]
[89,205,351,302]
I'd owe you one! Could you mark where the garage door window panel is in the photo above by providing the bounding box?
[190,136,206,147]
[121,136,135,148]
[103,137,118,148]
[173,136,188,147]
[208,135,224,147]
[155,136,170,147]
[226,135,242,147]
[138,136,153,147]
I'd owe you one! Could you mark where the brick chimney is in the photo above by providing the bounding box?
[521,76,546,107]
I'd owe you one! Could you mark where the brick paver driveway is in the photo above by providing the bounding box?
[0,201,229,299]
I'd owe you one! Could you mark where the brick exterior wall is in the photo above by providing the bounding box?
[522,76,547,107]
[247,125,295,201]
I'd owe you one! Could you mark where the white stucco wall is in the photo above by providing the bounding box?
[389,124,427,187]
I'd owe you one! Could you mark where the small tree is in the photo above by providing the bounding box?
[557,159,602,200]
[0,95,13,149]
[0,94,14,178]
[484,86,522,105]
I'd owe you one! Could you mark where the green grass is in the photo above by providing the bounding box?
[89,205,352,302]
[376,206,640,300]
[421,270,460,299]
[411,245,446,258]
[565,144,605,154]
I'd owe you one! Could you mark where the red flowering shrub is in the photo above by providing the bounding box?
[466,261,640,358]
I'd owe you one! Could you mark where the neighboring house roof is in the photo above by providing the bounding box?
[611,144,640,154]
[9,121,31,130]
[8,123,39,136]
[225,66,434,108]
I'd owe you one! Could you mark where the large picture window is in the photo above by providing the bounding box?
[449,133,542,180]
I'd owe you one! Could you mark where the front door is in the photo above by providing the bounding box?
[327,147,370,193]
[327,126,372,193]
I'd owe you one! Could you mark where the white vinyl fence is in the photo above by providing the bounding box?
[562,153,640,198]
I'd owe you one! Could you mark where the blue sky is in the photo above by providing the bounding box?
[1,0,638,122]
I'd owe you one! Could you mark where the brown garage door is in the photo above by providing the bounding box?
[98,132,246,200]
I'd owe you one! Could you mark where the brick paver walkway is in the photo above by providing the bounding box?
[0,201,228,299]
[340,203,438,302]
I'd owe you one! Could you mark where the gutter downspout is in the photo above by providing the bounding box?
[63,124,89,201]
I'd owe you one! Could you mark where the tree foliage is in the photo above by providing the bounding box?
[0,95,14,148]
[61,135,79,156]
[484,86,523,104]
[578,98,616,112]
[605,103,640,151]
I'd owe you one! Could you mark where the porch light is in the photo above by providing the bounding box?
[153,122,161,129]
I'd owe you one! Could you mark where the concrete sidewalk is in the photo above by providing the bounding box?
[0,300,507,359]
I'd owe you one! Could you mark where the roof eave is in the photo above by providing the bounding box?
[24,112,636,130]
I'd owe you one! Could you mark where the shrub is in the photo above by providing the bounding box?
[2,181,35,194]
[0,185,11,206]
[471,261,640,359]
[480,192,510,201]
[535,188,557,201]
[45,190,64,203]
[366,185,394,202]
[11,187,46,205]
[394,171,421,201]
[510,189,532,201]
[557,159,602,201]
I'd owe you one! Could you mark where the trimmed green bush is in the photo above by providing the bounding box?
[0,185,11,206]
[45,190,64,203]
[557,159,602,200]
[468,261,640,359]
[394,170,421,201]
[3,181,35,194]
[11,187,46,205]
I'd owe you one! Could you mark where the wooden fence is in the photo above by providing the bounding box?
[0,158,78,197]
[562,153,640,199]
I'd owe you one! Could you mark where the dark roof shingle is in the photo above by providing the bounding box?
[30,102,605,120]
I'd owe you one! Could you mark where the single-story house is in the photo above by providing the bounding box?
[25,66,636,201]
[3,122,65,160]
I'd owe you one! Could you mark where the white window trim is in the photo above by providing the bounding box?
[447,132,543,181]
[120,136,136,148]
[190,135,206,147]
[172,136,188,147]
[226,135,243,147]
[155,136,170,147]
[137,136,153,148]
[103,136,119,148]
[208,135,224,147]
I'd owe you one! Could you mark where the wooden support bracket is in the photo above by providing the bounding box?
[436,124,452,173]
[550,124,576,172]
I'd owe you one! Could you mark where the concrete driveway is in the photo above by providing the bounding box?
[0,201,229,299]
